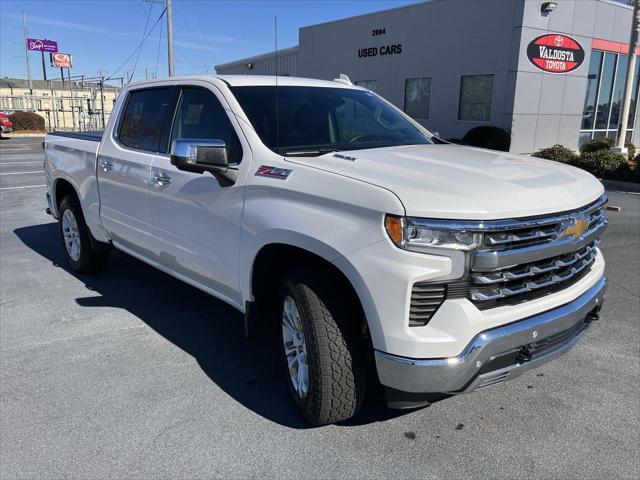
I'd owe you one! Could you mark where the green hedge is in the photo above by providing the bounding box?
[462,126,510,152]
[8,111,45,131]
[533,141,637,182]
[580,137,636,162]
[573,150,628,178]
[532,144,579,164]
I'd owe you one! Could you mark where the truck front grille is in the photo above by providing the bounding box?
[467,195,607,309]
[469,240,599,307]
[408,196,607,324]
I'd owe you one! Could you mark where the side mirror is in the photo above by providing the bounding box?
[170,139,229,174]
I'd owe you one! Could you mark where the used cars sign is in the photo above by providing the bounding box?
[527,34,584,73]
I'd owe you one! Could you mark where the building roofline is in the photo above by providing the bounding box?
[0,77,119,90]
[215,45,299,70]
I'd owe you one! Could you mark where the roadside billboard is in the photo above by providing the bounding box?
[26,38,58,53]
[51,52,73,68]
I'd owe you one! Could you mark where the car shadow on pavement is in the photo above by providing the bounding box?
[15,222,417,429]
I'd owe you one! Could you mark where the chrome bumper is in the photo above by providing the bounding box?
[375,276,606,394]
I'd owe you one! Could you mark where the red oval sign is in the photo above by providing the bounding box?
[526,34,584,73]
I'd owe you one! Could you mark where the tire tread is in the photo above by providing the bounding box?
[282,269,365,425]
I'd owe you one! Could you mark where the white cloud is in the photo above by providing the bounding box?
[3,12,232,53]
[2,12,130,37]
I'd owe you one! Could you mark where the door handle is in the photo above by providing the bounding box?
[152,174,172,186]
[100,160,113,173]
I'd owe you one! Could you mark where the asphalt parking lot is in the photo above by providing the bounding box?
[1,136,638,479]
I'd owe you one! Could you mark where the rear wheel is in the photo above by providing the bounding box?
[279,270,366,426]
[58,195,110,273]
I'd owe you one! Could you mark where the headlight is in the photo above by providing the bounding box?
[385,215,482,252]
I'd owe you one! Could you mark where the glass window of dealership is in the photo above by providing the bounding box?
[581,48,639,146]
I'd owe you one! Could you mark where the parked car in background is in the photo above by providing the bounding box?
[43,75,607,426]
[0,112,13,137]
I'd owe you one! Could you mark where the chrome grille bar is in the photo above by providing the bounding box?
[472,219,606,272]
[408,195,607,233]
[469,241,599,302]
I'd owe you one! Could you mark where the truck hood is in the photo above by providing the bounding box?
[286,144,604,219]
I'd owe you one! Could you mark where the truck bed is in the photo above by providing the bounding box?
[48,130,104,142]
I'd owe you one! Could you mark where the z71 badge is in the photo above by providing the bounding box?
[255,165,292,179]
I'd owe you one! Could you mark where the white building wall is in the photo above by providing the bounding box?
[216,47,298,76]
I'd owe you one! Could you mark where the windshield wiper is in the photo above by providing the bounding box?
[282,148,341,157]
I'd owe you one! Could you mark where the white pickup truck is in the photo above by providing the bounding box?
[44,75,607,426]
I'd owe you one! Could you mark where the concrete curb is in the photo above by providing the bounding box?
[601,179,640,194]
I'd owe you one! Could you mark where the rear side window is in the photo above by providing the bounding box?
[118,88,173,152]
[171,87,243,164]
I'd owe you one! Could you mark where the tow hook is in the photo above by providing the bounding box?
[516,345,534,363]
[585,306,601,323]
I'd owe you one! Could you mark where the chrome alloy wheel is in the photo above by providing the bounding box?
[282,296,309,398]
[62,209,81,261]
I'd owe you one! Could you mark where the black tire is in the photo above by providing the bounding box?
[58,195,110,273]
[279,269,366,426]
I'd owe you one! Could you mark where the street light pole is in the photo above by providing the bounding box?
[613,0,640,154]
[167,0,175,77]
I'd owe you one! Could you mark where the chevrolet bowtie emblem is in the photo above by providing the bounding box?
[559,217,589,240]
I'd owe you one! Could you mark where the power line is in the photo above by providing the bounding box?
[154,13,164,78]
[131,2,154,81]
[106,6,166,81]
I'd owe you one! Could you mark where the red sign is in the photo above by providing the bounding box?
[51,52,73,68]
[526,34,584,74]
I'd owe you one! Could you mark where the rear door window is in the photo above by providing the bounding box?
[118,88,173,152]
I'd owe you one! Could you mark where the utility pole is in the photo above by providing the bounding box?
[68,68,76,130]
[22,12,33,93]
[614,0,640,154]
[167,0,175,76]
[40,51,47,81]
[143,0,174,76]
[99,70,106,130]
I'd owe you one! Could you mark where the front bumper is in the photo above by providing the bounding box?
[375,276,606,394]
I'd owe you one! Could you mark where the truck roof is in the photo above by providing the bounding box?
[126,75,358,89]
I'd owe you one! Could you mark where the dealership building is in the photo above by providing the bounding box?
[216,0,638,154]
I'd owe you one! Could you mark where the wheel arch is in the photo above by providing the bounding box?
[245,236,376,346]
[52,177,79,215]
[53,176,111,252]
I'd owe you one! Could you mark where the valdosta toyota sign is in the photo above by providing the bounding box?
[527,34,585,73]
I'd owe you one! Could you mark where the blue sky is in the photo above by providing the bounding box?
[1,0,419,83]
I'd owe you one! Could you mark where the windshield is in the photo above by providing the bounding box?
[230,86,433,156]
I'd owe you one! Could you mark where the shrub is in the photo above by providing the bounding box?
[574,149,628,178]
[580,136,636,162]
[532,144,578,164]
[626,142,636,162]
[579,137,614,154]
[462,126,510,152]
[8,111,45,131]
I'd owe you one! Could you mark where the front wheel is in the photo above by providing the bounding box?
[58,195,110,273]
[279,270,366,426]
